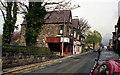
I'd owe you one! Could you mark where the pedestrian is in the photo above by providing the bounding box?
[98,48,101,54]
[98,48,101,58]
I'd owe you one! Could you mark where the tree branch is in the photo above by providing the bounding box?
[18,1,28,11]
[0,7,6,22]
[0,1,7,8]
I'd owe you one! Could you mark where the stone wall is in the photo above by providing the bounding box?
[36,24,71,47]
[19,16,73,48]
[19,24,71,47]
[2,52,48,69]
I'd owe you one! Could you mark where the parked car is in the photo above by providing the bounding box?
[91,51,120,74]
[94,60,120,75]
[96,51,120,66]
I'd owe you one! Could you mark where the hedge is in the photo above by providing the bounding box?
[2,45,50,57]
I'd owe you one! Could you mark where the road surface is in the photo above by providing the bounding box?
[20,51,98,74]
[0,45,2,74]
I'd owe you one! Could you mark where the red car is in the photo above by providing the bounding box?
[94,60,120,75]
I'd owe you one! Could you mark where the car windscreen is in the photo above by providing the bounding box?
[99,52,119,61]
[114,72,120,75]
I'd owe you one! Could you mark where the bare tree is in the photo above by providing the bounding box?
[79,18,91,34]
[16,0,80,13]
[45,0,80,11]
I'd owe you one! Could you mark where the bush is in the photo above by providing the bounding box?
[2,45,50,58]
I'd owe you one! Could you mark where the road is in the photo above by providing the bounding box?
[0,45,1,58]
[20,51,98,74]
[0,45,2,74]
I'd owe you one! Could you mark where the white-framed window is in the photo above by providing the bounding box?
[59,25,64,34]
[74,31,76,38]
[69,27,71,35]
[77,34,79,40]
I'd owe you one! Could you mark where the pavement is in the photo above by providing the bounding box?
[3,50,93,75]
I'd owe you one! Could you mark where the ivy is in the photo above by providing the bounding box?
[2,2,18,45]
[25,2,47,46]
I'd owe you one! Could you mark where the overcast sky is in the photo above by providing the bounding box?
[72,0,119,46]
[0,0,120,46]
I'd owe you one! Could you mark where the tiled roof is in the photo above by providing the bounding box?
[72,19,79,29]
[21,10,71,24]
[44,10,71,24]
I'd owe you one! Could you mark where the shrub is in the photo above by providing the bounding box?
[2,45,50,58]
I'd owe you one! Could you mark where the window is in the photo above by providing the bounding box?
[60,25,64,30]
[74,31,76,38]
[59,25,64,34]
[69,27,71,36]
[77,34,79,40]
[78,25,79,29]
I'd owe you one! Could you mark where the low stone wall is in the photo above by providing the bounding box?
[2,52,49,69]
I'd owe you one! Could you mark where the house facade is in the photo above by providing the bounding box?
[19,10,74,56]
[72,19,82,54]
[109,39,113,48]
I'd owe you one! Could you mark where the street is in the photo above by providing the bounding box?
[0,45,1,58]
[0,45,2,74]
[20,51,98,74]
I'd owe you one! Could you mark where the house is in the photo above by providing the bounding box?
[72,19,82,54]
[113,16,120,52]
[19,10,73,56]
[109,39,113,48]
[112,32,116,50]
[79,35,85,52]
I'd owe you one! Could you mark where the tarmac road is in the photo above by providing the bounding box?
[21,51,98,74]
[0,45,2,74]
[0,45,1,59]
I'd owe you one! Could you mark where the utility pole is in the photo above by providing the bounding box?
[62,18,65,56]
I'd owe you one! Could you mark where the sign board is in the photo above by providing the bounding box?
[73,41,76,45]
[76,41,81,45]
[60,37,70,43]
[114,36,118,40]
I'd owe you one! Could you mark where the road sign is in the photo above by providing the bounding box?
[114,36,118,40]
